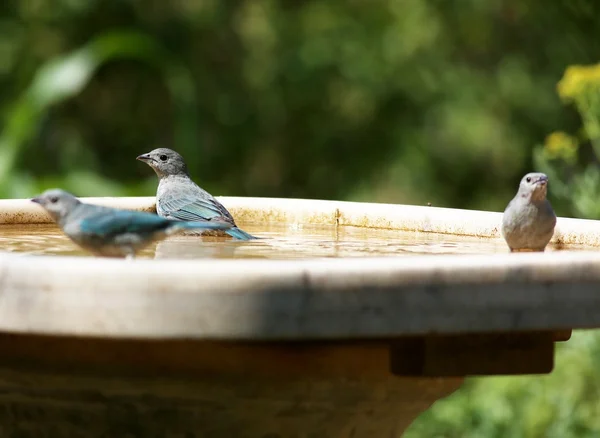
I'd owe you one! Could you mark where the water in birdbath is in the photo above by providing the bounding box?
[0,223,578,259]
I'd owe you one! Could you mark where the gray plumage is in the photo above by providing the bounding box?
[31,189,234,258]
[501,172,557,252]
[136,148,256,240]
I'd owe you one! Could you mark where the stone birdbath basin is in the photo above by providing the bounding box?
[0,195,599,437]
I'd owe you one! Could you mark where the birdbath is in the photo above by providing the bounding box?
[0,195,599,437]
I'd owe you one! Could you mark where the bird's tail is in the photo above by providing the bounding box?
[226,226,258,241]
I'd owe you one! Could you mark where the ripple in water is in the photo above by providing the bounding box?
[0,223,580,260]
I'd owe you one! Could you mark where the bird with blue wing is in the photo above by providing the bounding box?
[136,148,257,240]
[31,189,234,258]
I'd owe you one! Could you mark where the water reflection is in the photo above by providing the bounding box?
[154,237,242,260]
[0,222,583,260]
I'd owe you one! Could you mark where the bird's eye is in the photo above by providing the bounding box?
[49,196,58,203]
[526,177,532,183]
[159,155,168,162]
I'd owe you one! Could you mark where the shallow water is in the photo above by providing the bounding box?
[0,223,580,259]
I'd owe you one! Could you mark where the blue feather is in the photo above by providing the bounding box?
[160,195,257,240]
[225,226,258,241]
[79,210,232,238]
[161,197,231,222]
[178,220,234,233]
[79,210,171,237]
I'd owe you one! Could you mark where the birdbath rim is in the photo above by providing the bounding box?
[0,195,599,340]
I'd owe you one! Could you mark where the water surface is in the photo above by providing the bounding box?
[0,223,578,259]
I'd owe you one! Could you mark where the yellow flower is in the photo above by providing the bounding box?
[544,131,578,161]
[558,64,600,101]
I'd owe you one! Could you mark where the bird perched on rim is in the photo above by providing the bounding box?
[31,189,235,259]
[501,172,557,252]
[136,147,256,240]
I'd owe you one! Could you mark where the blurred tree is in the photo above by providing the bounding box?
[0,0,598,212]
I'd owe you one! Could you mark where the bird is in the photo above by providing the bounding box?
[31,188,235,259]
[501,172,557,252]
[136,147,257,240]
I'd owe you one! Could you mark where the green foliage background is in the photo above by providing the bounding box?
[2,1,600,436]
[3,0,600,214]
[405,331,600,438]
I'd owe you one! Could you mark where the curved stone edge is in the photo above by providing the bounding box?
[0,196,597,246]
[0,250,599,340]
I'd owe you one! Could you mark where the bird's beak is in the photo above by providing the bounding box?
[537,175,548,186]
[31,197,42,205]
[136,153,152,163]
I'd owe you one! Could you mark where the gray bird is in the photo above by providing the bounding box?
[501,172,557,252]
[31,189,234,258]
[136,148,256,240]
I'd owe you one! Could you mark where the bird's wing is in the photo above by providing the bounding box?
[160,193,234,223]
[79,210,169,237]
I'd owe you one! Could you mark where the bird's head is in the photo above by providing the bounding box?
[136,148,188,178]
[31,189,80,222]
[518,172,549,202]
